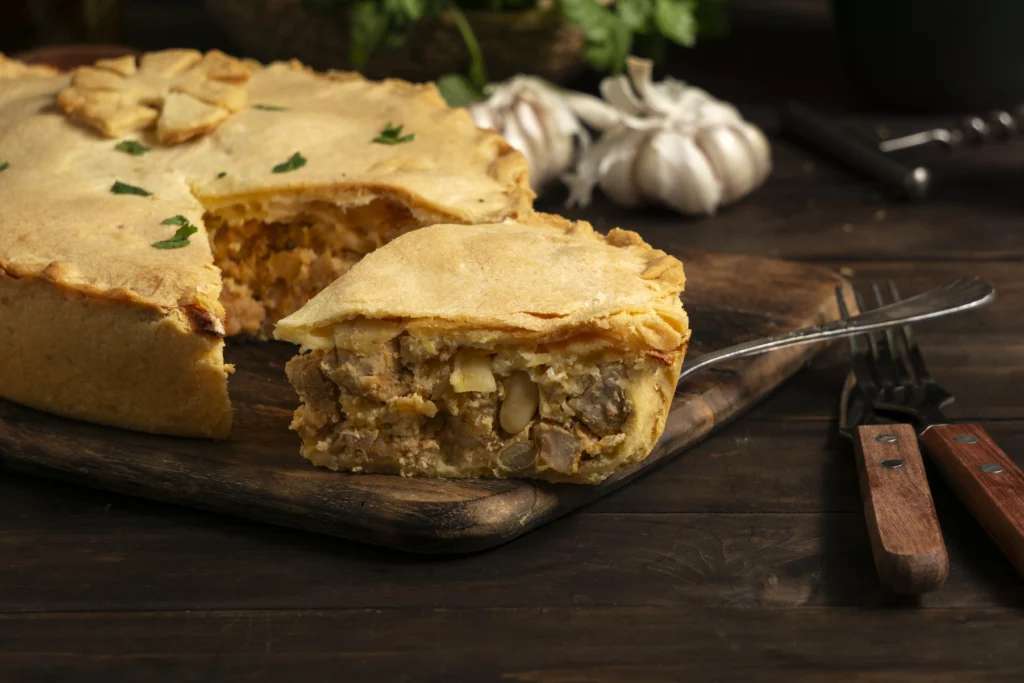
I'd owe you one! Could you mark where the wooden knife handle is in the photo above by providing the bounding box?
[853,423,949,594]
[921,423,1024,578]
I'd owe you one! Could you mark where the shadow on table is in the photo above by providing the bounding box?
[815,426,1024,609]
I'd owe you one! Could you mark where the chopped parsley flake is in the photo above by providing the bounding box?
[252,104,288,111]
[0,161,8,172]
[110,181,152,196]
[217,171,227,179]
[115,140,149,156]
[152,215,199,249]
[272,152,307,174]
[372,122,414,145]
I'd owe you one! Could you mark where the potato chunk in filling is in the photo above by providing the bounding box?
[284,333,671,483]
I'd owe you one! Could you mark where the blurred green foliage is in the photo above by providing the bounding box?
[304,0,728,103]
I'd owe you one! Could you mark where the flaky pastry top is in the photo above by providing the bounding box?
[275,214,688,353]
[0,52,532,329]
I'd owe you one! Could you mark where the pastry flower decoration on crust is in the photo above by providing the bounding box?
[57,49,251,144]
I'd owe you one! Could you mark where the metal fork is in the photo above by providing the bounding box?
[679,277,994,383]
[836,283,948,594]
[856,280,1024,580]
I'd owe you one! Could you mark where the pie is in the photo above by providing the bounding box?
[274,214,689,484]
[0,51,531,438]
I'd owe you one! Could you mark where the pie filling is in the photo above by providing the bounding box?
[205,198,426,336]
[285,331,669,483]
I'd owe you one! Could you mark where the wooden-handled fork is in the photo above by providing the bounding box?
[838,281,1024,591]
[835,287,947,595]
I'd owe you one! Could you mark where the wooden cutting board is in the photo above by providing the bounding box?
[0,249,844,553]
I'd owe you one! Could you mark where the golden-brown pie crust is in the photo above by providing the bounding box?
[0,52,531,437]
[276,215,689,483]
[275,213,687,354]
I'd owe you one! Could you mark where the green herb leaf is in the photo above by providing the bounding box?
[0,161,8,173]
[347,0,431,68]
[272,152,307,173]
[398,0,425,21]
[561,0,633,73]
[114,140,149,156]
[372,122,415,145]
[110,181,152,196]
[217,171,227,179]
[446,3,488,88]
[252,104,288,111]
[349,1,391,67]
[436,73,486,107]
[654,0,697,47]
[615,0,654,32]
[152,216,199,249]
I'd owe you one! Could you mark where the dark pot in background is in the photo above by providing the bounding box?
[832,0,1024,114]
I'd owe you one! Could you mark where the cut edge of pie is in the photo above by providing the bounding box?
[0,51,532,438]
[201,161,531,338]
[275,214,689,484]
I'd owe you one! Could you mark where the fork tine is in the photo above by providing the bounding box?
[836,285,879,395]
[888,279,934,384]
[869,281,904,395]
[853,287,885,393]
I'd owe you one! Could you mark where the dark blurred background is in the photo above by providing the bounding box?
[6,0,1024,115]
[2,0,227,55]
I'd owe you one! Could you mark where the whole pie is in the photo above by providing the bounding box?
[0,51,530,438]
[275,214,689,484]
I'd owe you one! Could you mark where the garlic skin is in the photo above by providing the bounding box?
[467,76,590,192]
[563,58,772,216]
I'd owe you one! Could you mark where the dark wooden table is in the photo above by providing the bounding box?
[4,2,1024,681]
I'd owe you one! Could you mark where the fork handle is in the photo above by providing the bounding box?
[853,423,949,594]
[921,423,1024,578]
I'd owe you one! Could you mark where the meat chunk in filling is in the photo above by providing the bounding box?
[568,364,630,436]
[285,338,638,479]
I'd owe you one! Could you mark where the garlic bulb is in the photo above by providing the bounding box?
[467,76,590,191]
[563,58,771,216]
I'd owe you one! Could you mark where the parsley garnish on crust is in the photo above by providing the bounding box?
[115,140,149,156]
[272,152,307,173]
[152,215,199,249]
[110,181,151,196]
[372,122,414,145]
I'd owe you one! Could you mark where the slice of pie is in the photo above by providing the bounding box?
[0,51,530,437]
[274,215,689,484]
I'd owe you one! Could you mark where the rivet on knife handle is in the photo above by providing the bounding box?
[853,422,949,594]
[921,423,1024,578]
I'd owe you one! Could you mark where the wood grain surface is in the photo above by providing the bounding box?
[0,249,843,554]
[4,1,1024,681]
[921,423,1024,578]
[852,422,948,593]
